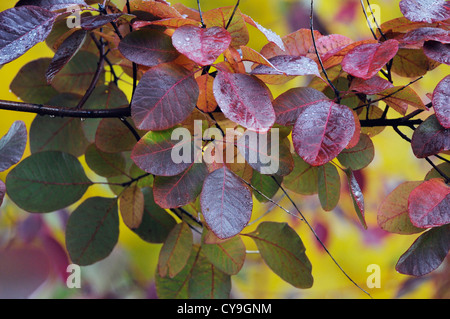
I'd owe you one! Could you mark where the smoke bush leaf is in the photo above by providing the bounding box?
[432,75,450,128]
[0,121,27,172]
[65,197,119,266]
[411,115,450,158]
[317,163,340,211]
[399,0,450,23]
[344,169,367,229]
[6,151,92,213]
[200,166,253,239]
[15,0,87,11]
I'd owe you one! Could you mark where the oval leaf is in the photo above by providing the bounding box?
[213,71,275,133]
[0,6,58,65]
[119,185,144,230]
[337,134,375,170]
[396,224,450,277]
[131,62,199,131]
[411,114,450,158]
[200,166,253,239]
[399,0,450,23]
[65,197,119,266]
[0,121,27,172]
[245,222,313,289]
[342,39,399,80]
[292,100,355,166]
[345,169,367,229]
[378,181,425,234]
[432,75,450,128]
[408,178,450,228]
[6,151,92,213]
[172,25,231,66]
[283,154,319,195]
[317,163,340,211]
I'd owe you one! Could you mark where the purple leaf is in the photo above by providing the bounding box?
[432,75,450,128]
[341,39,399,80]
[272,87,328,126]
[349,76,394,95]
[411,115,450,158]
[0,180,5,207]
[402,27,450,44]
[0,6,58,65]
[251,55,320,77]
[200,166,253,239]
[396,224,450,277]
[0,121,27,172]
[292,100,355,166]
[408,178,450,228]
[345,168,367,229]
[424,40,450,65]
[80,13,124,31]
[15,0,87,11]
[172,25,231,66]
[213,71,275,133]
[46,29,87,83]
[131,63,199,131]
[399,0,450,23]
[118,29,179,68]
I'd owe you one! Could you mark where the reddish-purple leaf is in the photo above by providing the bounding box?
[292,100,355,166]
[432,75,450,128]
[345,168,367,229]
[131,128,193,177]
[396,224,450,276]
[131,63,199,131]
[411,114,450,158]
[0,180,5,207]
[80,13,124,31]
[272,87,328,126]
[402,27,450,44]
[118,29,179,67]
[153,163,208,208]
[0,6,58,65]
[172,25,231,66]
[408,178,450,228]
[46,29,87,83]
[200,166,253,239]
[399,0,450,23]
[251,55,320,77]
[341,39,399,80]
[15,0,86,11]
[423,40,450,65]
[213,71,275,133]
[0,121,27,172]
[242,14,285,51]
[349,76,393,95]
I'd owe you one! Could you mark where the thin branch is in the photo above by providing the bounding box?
[197,0,206,28]
[120,117,141,142]
[359,0,378,40]
[270,176,373,299]
[425,157,450,184]
[0,100,130,118]
[310,0,340,103]
[225,0,240,30]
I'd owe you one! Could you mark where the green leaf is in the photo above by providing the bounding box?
[377,181,425,234]
[65,197,119,266]
[337,134,375,170]
[283,154,318,195]
[251,171,281,203]
[6,151,92,213]
[317,163,341,211]
[425,162,450,181]
[188,251,231,299]
[85,143,128,178]
[10,58,59,104]
[158,222,193,278]
[155,246,199,299]
[95,118,143,153]
[244,221,313,289]
[132,188,177,243]
[201,230,246,275]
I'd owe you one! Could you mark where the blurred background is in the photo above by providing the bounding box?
[0,0,448,299]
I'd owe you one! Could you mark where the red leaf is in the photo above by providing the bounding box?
[213,71,275,133]
[292,100,355,166]
[399,0,450,23]
[172,25,231,66]
[153,163,208,208]
[402,27,450,45]
[251,55,320,77]
[118,29,179,67]
[408,178,450,228]
[80,13,124,31]
[423,40,450,65]
[350,76,394,95]
[131,63,199,131]
[411,115,450,158]
[432,75,450,128]
[200,166,253,239]
[0,6,58,65]
[0,180,5,207]
[342,39,399,80]
[272,87,328,126]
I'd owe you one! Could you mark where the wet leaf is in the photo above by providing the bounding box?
[344,169,367,229]
[399,0,450,23]
[411,115,450,158]
[0,121,27,172]
[432,75,450,128]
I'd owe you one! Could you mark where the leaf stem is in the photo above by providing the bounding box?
[225,0,240,30]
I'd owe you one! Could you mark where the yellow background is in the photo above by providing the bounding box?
[0,0,448,299]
